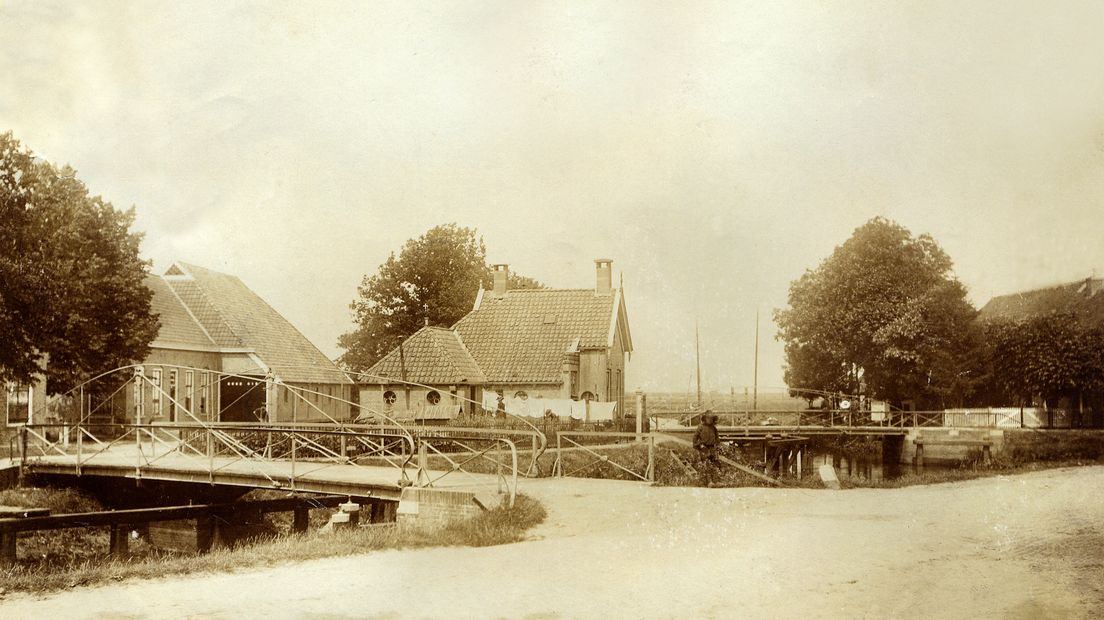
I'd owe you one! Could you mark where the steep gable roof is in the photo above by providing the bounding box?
[455,288,624,383]
[364,327,486,385]
[979,277,1104,326]
[146,275,217,350]
[163,262,350,384]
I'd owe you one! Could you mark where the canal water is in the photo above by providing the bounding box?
[735,436,911,483]
[808,451,903,483]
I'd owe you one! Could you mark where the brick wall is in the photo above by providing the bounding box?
[395,488,488,528]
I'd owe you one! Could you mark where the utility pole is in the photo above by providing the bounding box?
[398,342,410,409]
[695,321,702,408]
[753,308,759,412]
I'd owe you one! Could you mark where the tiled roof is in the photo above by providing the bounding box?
[146,276,216,349]
[455,288,619,383]
[163,277,242,347]
[164,263,351,385]
[979,278,1104,326]
[364,327,486,385]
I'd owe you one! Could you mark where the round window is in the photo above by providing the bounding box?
[383,390,397,405]
[426,390,441,405]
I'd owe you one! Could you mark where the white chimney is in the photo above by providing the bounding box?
[492,264,509,297]
[595,259,613,295]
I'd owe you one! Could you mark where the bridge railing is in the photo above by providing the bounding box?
[11,422,418,490]
[413,433,519,508]
[552,431,655,482]
[11,422,525,505]
[649,409,956,429]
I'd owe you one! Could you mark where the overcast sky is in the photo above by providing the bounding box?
[3,1,1103,394]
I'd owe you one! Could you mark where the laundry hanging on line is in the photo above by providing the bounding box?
[482,391,502,413]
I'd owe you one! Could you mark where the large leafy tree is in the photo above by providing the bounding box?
[984,312,1104,407]
[338,224,540,373]
[774,217,979,406]
[1,132,158,394]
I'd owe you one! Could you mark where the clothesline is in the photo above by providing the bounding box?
[482,395,618,421]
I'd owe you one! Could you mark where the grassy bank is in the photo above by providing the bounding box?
[1002,429,1104,463]
[0,488,545,595]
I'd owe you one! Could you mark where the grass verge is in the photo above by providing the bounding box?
[0,490,545,596]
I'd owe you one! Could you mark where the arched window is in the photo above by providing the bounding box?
[383,390,397,405]
[580,391,596,402]
[513,391,528,400]
[426,390,441,405]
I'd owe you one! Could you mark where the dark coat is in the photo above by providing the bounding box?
[693,422,719,449]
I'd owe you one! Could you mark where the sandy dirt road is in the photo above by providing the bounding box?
[2,466,1102,619]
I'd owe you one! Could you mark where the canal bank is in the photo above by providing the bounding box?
[744,429,1104,485]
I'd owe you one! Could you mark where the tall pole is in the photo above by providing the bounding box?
[695,321,702,408]
[399,342,410,409]
[753,309,759,412]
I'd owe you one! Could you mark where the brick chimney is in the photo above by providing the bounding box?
[595,259,613,295]
[492,264,509,297]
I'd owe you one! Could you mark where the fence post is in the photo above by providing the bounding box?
[135,423,143,476]
[912,410,918,428]
[530,435,539,477]
[75,419,83,475]
[18,426,28,482]
[635,391,644,441]
[646,434,655,482]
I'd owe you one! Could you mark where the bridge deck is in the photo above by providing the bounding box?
[20,446,508,502]
[656,424,910,438]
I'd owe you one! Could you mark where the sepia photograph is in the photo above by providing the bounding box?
[1,1,1103,618]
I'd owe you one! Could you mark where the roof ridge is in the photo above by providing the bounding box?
[179,270,246,347]
[450,329,487,380]
[157,274,218,347]
[225,275,347,378]
[427,330,462,379]
[506,287,600,293]
[988,277,1099,301]
[176,261,232,278]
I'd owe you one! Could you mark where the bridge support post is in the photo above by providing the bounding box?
[0,530,15,566]
[109,524,129,557]
[293,506,309,533]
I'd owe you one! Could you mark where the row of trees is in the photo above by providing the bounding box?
[775,217,1103,411]
[1,132,158,395]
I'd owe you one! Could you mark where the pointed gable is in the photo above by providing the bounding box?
[364,327,486,385]
[163,262,350,384]
[145,275,217,349]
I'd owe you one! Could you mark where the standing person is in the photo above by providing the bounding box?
[693,409,720,486]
